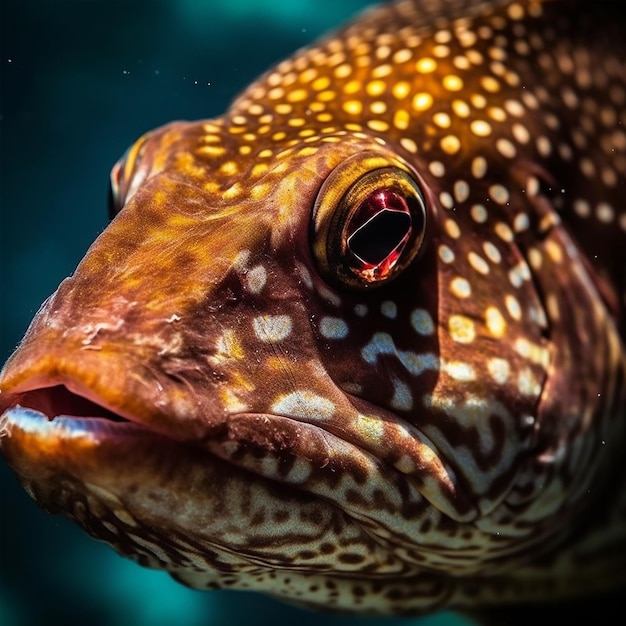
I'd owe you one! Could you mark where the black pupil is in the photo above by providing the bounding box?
[346,189,413,265]
[348,210,411,264]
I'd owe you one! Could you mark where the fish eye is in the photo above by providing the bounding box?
[312,153,427,290]
[108,158,125,219]
[107,134,149,220]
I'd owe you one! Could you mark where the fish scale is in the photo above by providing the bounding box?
[0,0,625,620]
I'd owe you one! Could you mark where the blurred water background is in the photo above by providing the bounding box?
[0,1,476,625]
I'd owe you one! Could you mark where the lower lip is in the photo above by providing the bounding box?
[1,405,153,440]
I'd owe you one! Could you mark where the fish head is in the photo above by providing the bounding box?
[0,115,553,597]
[2,4,625,612]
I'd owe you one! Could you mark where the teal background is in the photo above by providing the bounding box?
[0,1,475,625]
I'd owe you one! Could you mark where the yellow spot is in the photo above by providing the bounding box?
[392,81,411,99]
[197,145,226,157]
[215,329,245,360]
[496,138,517,158]
[275,103,292,115]
[297,146,319,157]
[448,315,476,344]
[471,120,492,137]
[442,75,464,91]
[495,222,514,242]
[485,306,507,337]
[300,67,317,83]
[412,92,433,111]
[488,106,507,122]
[219,161,238,176]
[545,240,563,263]
[311,76,330,91]
[433,112,451,128]
[372,64,392,78]
[335,63,352,78]
[248,103,263,116]
[343,100,362,115]
[468,251,490,275]
[481,76,501,92]
[366,80,386,97]
[250,182,271,201]
[452,99,471,117]
[445,218,461,239]
[400,137,418,153]
[223,183,243,200]
[343,79,361,94]
[251,163,269,178]
[317,90,336,102]
[416,57,437,73]
[393,109,411,130]
[367,119,389,132]
[370,101,387,115]
[393,48,413,64]
[440,134,461,154]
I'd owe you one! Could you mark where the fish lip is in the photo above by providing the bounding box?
[0,403,154,441]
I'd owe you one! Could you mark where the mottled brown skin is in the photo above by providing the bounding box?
[1,0,625,620]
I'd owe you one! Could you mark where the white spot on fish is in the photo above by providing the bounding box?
[361,332,438,375]
[450,277,471,298]
[505,294,522,320]
[411,308,435,335]
[245,265,267,294]
[485,306,507,338]
[319,316,349,339]
[448,315,476,344]
[272,390,336,421]
[443,361,476,381]
[381,301,397,319]
[355,413,385,441]
[438,244,455,263]
[390,377,413,410]
[487,358,510,384]
[253,315,293,342]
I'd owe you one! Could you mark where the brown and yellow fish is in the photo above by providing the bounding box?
[1,0,625,620]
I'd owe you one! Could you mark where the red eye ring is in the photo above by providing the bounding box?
[312,159,428,291]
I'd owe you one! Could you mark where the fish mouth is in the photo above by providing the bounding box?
[5,384,131,425]
[0,379,163,442]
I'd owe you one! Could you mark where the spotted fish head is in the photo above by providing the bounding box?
[1,0,625,616]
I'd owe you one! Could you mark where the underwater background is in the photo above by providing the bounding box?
[0,1,476,625]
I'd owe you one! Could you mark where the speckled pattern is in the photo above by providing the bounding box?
[0,0,625,619]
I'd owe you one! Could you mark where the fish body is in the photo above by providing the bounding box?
[1,0,625,618]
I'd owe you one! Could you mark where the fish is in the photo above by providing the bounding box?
[1,0,625,620]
